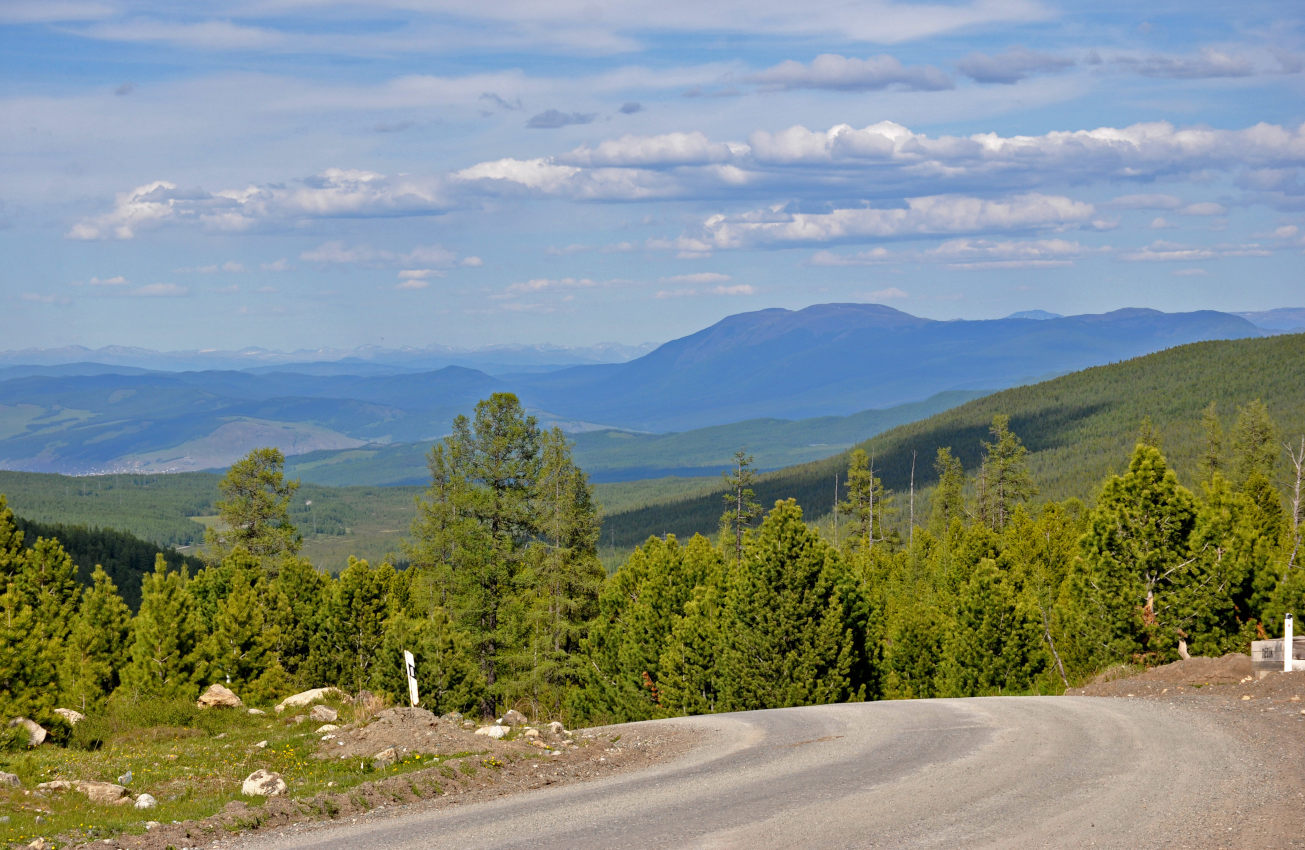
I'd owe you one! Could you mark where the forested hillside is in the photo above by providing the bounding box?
[605,333,1305,549]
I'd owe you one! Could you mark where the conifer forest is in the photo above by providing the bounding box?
[2,390,1302,735]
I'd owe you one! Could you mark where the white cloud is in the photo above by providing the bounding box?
[560,132,739,168]
[87,275,128,286]
[1114,240,1271,262]
[261,258,291,272]
[505,277,604,295]
[927,237,1088,269]
[956,47,1073,84]
[78,19,284,50]
[713,284,755,295]
[395,278,431,290]
[301,242,472,270]
[1179,202,1227,216]
[809,247,893,266]
[699,193,1094,249]
[127,283,188,297]
[749,54,952,91]
[70,170,451,240]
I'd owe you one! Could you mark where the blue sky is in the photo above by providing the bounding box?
[2,0,1302,352]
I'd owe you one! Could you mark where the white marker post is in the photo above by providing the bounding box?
[1287,613,1295,674]
[404,650,419,707]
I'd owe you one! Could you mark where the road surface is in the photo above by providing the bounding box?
[227,696,1269,849]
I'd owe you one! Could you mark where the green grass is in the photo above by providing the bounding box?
[0,695,461,846]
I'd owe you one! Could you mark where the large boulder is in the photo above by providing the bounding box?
[37,780,130,806]
[274,687,344,714]
[8,718,47,747]
[241,769,287,797]
[197,683,243,709]
[134,793,157,810]
[501,709,528,727]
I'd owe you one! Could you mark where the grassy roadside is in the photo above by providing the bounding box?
[0,696,473,847]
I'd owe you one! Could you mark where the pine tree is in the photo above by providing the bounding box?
[719,449,761,565]
[929,447,965,535]
[1229,399,1277,488]
[1075,444,1202,663]
[266,556,329,684]
[378,609,483,715]
[656,584,722,716]
[1199,401,1224,483]
[120,556,210,699]
[206,564,275,689]
[311,558,397,694]
[0,529,81,720]
[60,565,131,712]
[207,447,302,567]
[716,500,858,711]
[976,415,1037,532]
[839,449,892,553]
[937,559,1047,696]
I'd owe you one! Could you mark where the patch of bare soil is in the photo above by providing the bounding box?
[1070,653,1305,849]
[79,710,700,850]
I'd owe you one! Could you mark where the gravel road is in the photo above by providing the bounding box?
[220,696,1289,849]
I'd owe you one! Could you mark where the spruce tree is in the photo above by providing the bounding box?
[310,558,397,694]
[0,532,81,719]
[976,415,1036,532]
[839,449,893,553]
[929,447,965,535]
[1229,399,1277,488]
[206,564,275,689]
[719,449,761,565]
[207,447,302,567]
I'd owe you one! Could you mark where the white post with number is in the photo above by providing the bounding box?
[404,650,419,706]
[1287,613,1295,674]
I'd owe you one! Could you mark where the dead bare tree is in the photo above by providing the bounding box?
[1285,436,1304,578]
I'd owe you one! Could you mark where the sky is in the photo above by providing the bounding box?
[2,0,1302,352]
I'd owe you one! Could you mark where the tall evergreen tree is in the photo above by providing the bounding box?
[1199,401,1224,483]
[930,447,966,535]
[120,556,210,699]
[716,500,859,711]
[976,415,1037,532]
[207,447,302,567]
[1229,399,1277,488]
[60,565,131,712]
[719,449,761,564]
[839,449,892,552]
[206,563,275,689]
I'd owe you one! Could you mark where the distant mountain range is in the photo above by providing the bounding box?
[0,304,1299,477]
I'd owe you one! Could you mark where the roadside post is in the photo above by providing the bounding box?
[1250,613,1305,678]
[1287,613,1295,674]
[404,650,419,707]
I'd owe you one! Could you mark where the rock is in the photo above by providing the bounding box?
[134,793,157,809]
[548,721,566,736]
[254,740,268,748]
[145,821,161,830]
[309,705,338,723]
[290,714,308,724]
[315,724,339,734]
[461,720,476,729]
[372,747,398,769]
[247,708,266,716]
[475,724,509,739]
[274,687,343,713]
[197,683,243,709]
[0,771,19,788]
[522,727,541,739]
[27,838,48,850]
[53,708,85,726]
[37,780,130,805]
[8,717,47,747]
[501,709,528,726]
[242,769,287,797]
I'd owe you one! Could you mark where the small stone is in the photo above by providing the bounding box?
[134,793,157,809]
[316,723,339,733]
[372,747,398,769]
[461,720,476,730]
[522,727,541,739]
[291,714,308,724]
[547,721,565,736]
[145,821,161,831]
[501,709,528,727]
[1241,695,1252,701]
[0,771,19,788]
[475,725,508,739]
[247,708,266,716]
[309,705,338,723]
[254,740,268,749]
[8,717,47,747]
[241,769,287,797]
[27,838,49,850]
[197,683,243,709]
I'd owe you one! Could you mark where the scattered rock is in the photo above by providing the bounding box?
[0,771,19,788]
[37,780,130,805]
[501,709,528,727]
[290,714,309,724]
[316,724,339,734]
[8,717,47,747]
[254,740,268,748]
[441,711,464,724]
[53,708,85,726]
[548,721,565,737]
[242,769,287,797]
[475,725,509,740]
[275,687,344,713]
[309,705,338,723]
[522,727,541,739]
[462,720,476,730]
[27,838,48,850]
[197,683,243,709]
[144,822,160,831]
[372,746,398,769]
[134,793,157,809]
[247,708,266,716]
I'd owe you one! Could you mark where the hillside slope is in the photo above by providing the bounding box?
[602,332,1305,548]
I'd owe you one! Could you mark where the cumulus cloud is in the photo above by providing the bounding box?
[956,47,1073,84]
[749,53,952,91]
[698,193,1095,250]
[713,284,755,295]
[927,237,1088,269]
[527,109,597,129]
[559,132,740,168]
[69,170,451,240]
